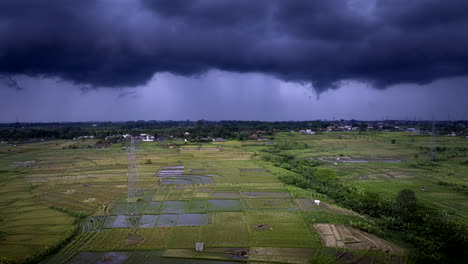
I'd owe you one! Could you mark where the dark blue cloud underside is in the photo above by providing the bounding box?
[0,0,467,92]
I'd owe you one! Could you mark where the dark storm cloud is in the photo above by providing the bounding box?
[376,0,468,28]
[0,0,467,92]
[0,75,23,90]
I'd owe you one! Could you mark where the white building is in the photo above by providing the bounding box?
[301,129,315,135]
[140,134,155,142]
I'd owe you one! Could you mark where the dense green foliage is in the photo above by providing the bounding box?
[263,153,467,264]
[50,206,88,219]
[437,180,468,194]
[2,120,467,142]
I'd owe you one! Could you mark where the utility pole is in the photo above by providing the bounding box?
[127,137,143,226]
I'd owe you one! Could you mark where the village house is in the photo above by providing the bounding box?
[300,129,315,135]
[140,134,155,142]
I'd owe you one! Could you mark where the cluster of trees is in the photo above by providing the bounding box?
[2,120,467,142]
[118,120,331,131]
[0,127,94,141]
[154,125,265,141]
[418,121,468,135]
[265,141,309,153]
[263,153,467,263]
[419,146,468,161]
[1,120,322,142]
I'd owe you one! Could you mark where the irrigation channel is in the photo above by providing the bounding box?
[40,141,402,264]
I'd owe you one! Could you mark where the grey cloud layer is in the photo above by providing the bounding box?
[0,0,467,91]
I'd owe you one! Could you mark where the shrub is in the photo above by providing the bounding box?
[265,152,468,263]
[50,206,88,219]
[349,221,383,235]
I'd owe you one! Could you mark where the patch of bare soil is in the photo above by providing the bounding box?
[98,255,114,263]
[83,198,96,203]
[226,248,249,260]
[115,185,127,188]
[124,234,144,247]
[200,147,219,151]
[64,189,76,194]
[252,224,272,230]
[313,224,402,254]
[96,252,129,264]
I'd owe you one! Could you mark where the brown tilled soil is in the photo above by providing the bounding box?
[252,224,272,230]
[180,147,219,151]
[124,234,144,247]
[99,255,115,262]
[200,147,219,151]
[313,223,402,254]
[83,198,96,203]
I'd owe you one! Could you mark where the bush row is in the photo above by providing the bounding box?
[263,153,467,264]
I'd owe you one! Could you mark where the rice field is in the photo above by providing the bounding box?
[1,132,465,263]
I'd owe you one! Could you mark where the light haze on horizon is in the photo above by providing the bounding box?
[1,71,467,123]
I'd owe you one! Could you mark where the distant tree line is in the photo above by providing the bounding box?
[0,120,331,142]
[1,120,467,142]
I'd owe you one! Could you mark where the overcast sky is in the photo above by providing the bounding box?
[1,0,467,122]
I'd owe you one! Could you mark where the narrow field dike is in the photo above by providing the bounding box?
[2,129,466,263]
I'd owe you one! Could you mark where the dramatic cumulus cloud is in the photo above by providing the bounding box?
[0,0,467,92]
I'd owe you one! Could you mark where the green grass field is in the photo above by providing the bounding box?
[269,132,468,224]
[0,133,466,263]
